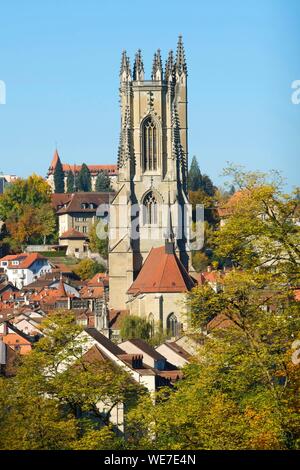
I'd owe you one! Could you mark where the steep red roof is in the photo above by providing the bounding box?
[127,246,195,294]
[49,149,60,170]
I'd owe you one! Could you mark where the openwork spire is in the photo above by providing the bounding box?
[165,50,174,81]
[152,49,163,80]
[120,50,131,81]
[175,35,187,75]
[133,49,144,80]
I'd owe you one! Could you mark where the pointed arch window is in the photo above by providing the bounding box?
[143,117,157,171]
[143,191,158,225]
[167,313,180,337]
[148,313,155,338]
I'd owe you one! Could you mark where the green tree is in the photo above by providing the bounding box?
[126,271,300,450]
[188,156,202,191]
[125,170,300,450]
[73,258,106,280]
[0,174,52,220]
[120,316,151,341]
[214,166,300,282]
[0,311,140,450]
[0,175,56,251]
[66,171,75,193]
[54,158,65,193]
[77,163,92,192]
[95,171,111,192]
[201,174,215,197]
[89,222,108,259]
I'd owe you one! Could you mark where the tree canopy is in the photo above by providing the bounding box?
[95,171,111,192]
[77,164,92,192]
[53,158,65,193]
[73,258,106,280]
[0,175,56,250]
[66,170,75,193]
[89,222,108,259]
[0,311,140,450]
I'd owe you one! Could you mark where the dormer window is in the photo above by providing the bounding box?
[12,261,19,266]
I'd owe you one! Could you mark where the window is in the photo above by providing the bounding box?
[148,313,155,338]
[82,226,87,233]
[143,192,158,225]
[75,226,80,231]
[167,313,180,337]
[143,116,157,171]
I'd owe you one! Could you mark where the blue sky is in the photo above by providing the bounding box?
[0,0,299,189]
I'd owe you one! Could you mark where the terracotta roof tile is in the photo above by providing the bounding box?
[127,246,195,294]
[59,228,88,240]
[0,253,47,270]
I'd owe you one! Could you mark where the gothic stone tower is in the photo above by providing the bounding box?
[109,36,190,310]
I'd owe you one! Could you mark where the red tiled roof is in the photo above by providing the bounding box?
[192,270,224,286]
[108,309,129,329]
[61,164,118,175]
[49,149,60,170]
[206,313,235,331]
[295,290,300,302]
[51,193,71,210]
[87,272,109,286]
[217,190,251,218]
[127,246,195,294]
[48,150,117,176]
[0,253,47,270]
[80,285,104,299]
[55,192,112,214]
[59,228,88,240]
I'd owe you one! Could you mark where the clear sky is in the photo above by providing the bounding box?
[0,0,299,189]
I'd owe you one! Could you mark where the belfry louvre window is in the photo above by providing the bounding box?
[143,117,157,171]
[143,192,158,225]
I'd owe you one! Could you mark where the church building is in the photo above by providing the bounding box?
[109,36,196,335]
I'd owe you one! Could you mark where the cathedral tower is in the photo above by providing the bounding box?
[109,36,191,310]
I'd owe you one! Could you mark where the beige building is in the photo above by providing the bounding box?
[51,192,111,236]
[109,36,195,333]
[46,150,118,192]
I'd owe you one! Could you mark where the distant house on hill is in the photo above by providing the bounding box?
[46,150,118,192]
[51,191,112,257]
[0,253,52,289]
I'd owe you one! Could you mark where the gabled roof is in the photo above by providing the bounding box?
[108,309,129,329]
[161,341,191,361]
[85,328,125,356]
[0,253,47,270]
[59,228,88,240]
[124,338,166,362]
[5,321,38,343]
[55,192,112,215]
[127,246,195,294]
